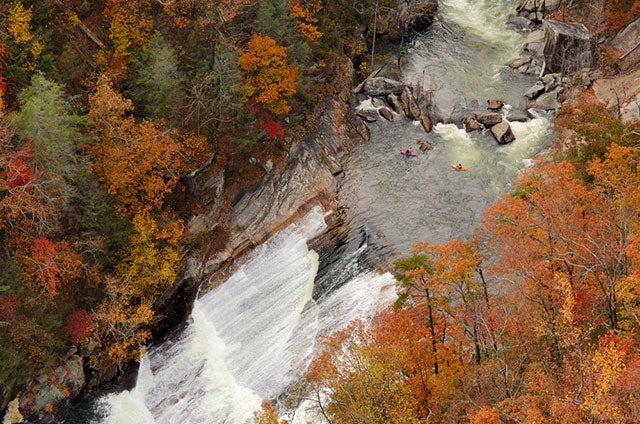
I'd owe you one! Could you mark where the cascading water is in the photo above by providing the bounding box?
[63,0,554,422]
[75,207,396,423]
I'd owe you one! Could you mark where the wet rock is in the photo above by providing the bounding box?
[524,81,546,99]
[463,116,482,132]
[417,139,432,151]
[487,99,504,110]
[507,15,532,31]
[473,111,503,127]
[490,122,516,144]
[356,108,380,122]
[401,87,421,120]
[362,77,406,96]
[507,56,532,69]
[543,20,595,73]
[530,89,561,110]
[387,93,404,114]
[420,115,433,133]
[379,107,395,122]
[19,355,85,424]
[371,97,387,108]
[507,113,530,122]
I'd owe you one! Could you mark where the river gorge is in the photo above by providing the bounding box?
[62,0,555,422]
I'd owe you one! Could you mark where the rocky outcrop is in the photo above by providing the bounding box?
[18,355,85,424]
[188,60,362,289]
[396,0,439,34]
[592,68,640,124]
[605,16,640,67]
[543,20,595,73]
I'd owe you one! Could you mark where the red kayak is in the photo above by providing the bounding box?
[400,150,416,157]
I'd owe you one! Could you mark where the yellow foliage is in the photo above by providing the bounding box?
[8,1,33,45]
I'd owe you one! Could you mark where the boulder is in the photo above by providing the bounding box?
[397,0,439,34]
[463,116,483,132]
[508,56,532,70]
[517,0,561,14]
[356,108,380,122]
[19,355,85,424]
[379,107,395,122]
[487,99,504,110]
[473,111,503,126]
[401,87,421,120]
[529,89,561,110]
[420,115,433,133]
[490,122,516,144]
[387,93,405,114]
[507,15,532,31]
[524,81,546,99]
[362,77,406,96]
[543,20,595,73]
[523,30,546,57]
[507,112,530,122]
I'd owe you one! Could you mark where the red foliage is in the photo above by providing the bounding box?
[31,237,60,297]
[6,156,33,188]
[260,119,285,140]
[63,309,94,345]
[0,294,21,324]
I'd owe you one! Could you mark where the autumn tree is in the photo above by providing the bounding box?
[239,34,298,115]
[304,307,465,423]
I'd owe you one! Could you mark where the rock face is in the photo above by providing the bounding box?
[190,57,362,288]
[543,20,595,73]
[490,122,516,144]
[19,355,85,424]
[592,68,640,124]
[605,16,640,66]
[396,0,439,34]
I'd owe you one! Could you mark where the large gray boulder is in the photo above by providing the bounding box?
[543,20,595,73]
[362,77,406,96]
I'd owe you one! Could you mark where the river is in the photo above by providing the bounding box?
[61,0,552,422]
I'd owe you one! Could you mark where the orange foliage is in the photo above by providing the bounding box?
[87,75,184,216]
[239,34,298,115]
[288,0,323,41]
[467,406,501,424]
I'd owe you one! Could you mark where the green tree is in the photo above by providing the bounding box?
[16,74,84,207]
[131,32,184,123]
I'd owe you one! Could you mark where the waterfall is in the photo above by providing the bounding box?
[90,207,397,423]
